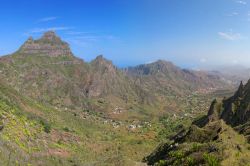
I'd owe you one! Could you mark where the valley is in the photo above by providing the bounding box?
[0,31,237,165]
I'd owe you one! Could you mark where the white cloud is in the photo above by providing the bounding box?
[65,31,93,35]
[72,36,100,42]
[37,17,58,23]
[65,33,121,48]
[65,31,118,42]
[66,34,119,43]
[24,27,73,36]
[67,39,89,47]
[31,27,71,33]
[236,0,247,5]
[227,12,239,16]
[218,31,243,41]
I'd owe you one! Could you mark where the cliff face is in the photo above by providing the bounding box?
[19,31,73,57]
[203,80,250,126]
[144,81,250,166]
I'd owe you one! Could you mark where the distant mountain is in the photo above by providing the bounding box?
[144,80,250,166]
[208,65,250,85]
[125,60,230,97]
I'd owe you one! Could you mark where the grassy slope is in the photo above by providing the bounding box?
[0,53,235,165]
[0,77,230,165]
[0,80,160,165]
[146,120,250,166]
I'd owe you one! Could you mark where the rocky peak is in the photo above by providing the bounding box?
[91,55,116,73]
[94,55,105,61]
[38,31,63,43]
[207,99,218,117]
[202,80,250,127]
[233,81,244,98]
[19,31,73,57]
[93,55,110,63]
[26,36,34,42]
[42,31,57,40]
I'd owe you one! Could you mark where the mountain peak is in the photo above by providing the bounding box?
[92,55,112,64]
[126,59,179,76]
[43,31,56,37]
[233,81,244,98]
[39,31,62,43]
[91,55,117,73]
[19,31,73,57]
[95,54,105,61]
[201,80,250,127]
[154,59,172,64]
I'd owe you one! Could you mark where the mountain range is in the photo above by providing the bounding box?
[0,31,242,165]
[0,31,233,114]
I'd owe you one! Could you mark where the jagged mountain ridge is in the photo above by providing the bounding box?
[196,80,250,142]
[144,81,250,166]
[193,80,250,128]
[0,32,153,111]
[0,31,231,112]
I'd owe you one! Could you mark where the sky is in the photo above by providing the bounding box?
[1,0,250,68]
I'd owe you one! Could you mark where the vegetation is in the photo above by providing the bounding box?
[144,81,250,166]
[0,31,241,165]
[203,153,219,166]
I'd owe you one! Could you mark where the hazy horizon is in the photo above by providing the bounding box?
[1,0,250,69]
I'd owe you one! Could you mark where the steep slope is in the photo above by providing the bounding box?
[0,31,230,116]
[199,80,250,142]
[144,80,250,166]
[0,79,156,166]
[145,120,250,166]
[0,31,152,113]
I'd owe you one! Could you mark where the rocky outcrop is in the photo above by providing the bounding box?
[144,118,250,166]
[192,80,250,129]
[204,80,250,126]
[19,31,73,57]
[91,55,117,75]
[144,81,250,165]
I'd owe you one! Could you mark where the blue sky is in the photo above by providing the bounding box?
[1,0,250,68]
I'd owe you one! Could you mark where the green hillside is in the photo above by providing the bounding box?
[145,81,250,166]
[0,31,235,165]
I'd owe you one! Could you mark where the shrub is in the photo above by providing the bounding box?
[40,119,51,133]
[156,160,167,166]
[192,143,202,151]
[203,153,219,166]
[63,127,70,132]
[186,157,195,166]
